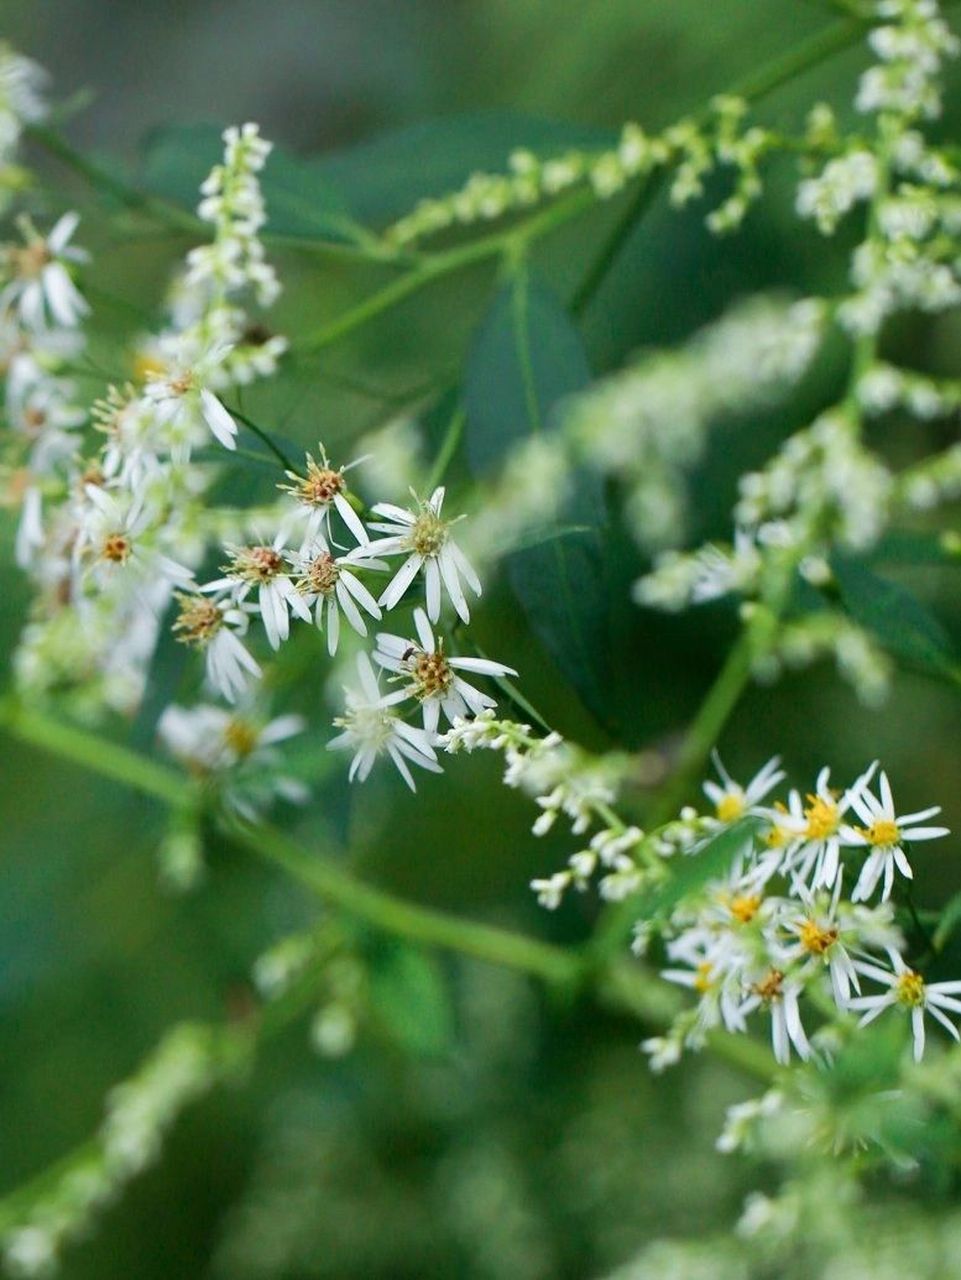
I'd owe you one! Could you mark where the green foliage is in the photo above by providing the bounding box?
[465,269,613,724]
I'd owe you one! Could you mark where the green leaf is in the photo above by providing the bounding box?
[641,816,765,923]
[310,111,616,225]
[140,123,358,243]
[367,942,455,1057]
[867,529,961,567]
[832,553,958,677]
[464,269,612,724]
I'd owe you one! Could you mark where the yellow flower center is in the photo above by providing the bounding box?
[716,792,745,823]
[133,352,167,383]
[409,509,447,558]
[865,818,900,847]
[753,969,784,1003]
[101,533,132,564]
[804,793,839,840]
[299,551,340,596]
[410,648,453,700]
[729,893,762,924]
[173,595,223,648]
[224,718,259,758]
[228,545,285,583]
[693,961,714,994]
[895,970,925,1008]
[798,918,838,956]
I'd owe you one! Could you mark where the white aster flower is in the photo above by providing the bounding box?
[374,606,517,735]
[74,484,194,592]
[203,535,311,651]
[848,948,961,1061]
[780,762,878,894]
[289,534,385,655]
[144,344,238,452]
[279,444,370,546]
[327,651,442,790]
[703,752,785,824]
[0,211,89,330]
[158,703,307,817]
[739,967,812,1065]
[368,486,481,623]
[173,593,261,703]
[844,769,948,902]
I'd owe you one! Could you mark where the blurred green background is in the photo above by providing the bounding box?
[2,1,961,1276]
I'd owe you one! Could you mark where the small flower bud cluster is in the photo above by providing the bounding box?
[857,0,960,119]
[170,122,287,386]
[386,122,669,246]
[633,756,955,1070]
[440,710,648,904]
[0,1024,237,1278]
[386,101,780,248]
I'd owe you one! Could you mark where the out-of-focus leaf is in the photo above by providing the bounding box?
[311,111,616,225]
[367,942,455,1057]
[867,529,961,567]
[464,269,612,724]
[140,123,358,243]
[640,816,764,923]
[832,553,958,677]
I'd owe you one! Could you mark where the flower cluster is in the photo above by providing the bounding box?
[440,711,647,903]
[627,0,961,707]
[4,123,285,717]
[640,756,953,1069]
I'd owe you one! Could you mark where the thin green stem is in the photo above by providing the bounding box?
[25,123,201,234]
[224,403,296,472]
[426,406,466,492]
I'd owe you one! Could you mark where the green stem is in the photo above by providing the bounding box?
[227,819,581,987]
[25,123,201,233]
[0,695,185,806]
[0,697,776,1082]
[224,403,296,472]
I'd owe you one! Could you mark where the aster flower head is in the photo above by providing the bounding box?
[373,606,517,735]
[289,533,385,655]
[73,484,194,594]
[202,533,311,651]
[279,443,370,547]
[781,761,879,894]
[848,948,961,1062]
[703,753,785,825]
[328,651,442,791]
[843,769,949,902]
[0,211,89,331]
[739,966,812,1065]
[158,702,307,818]
[143,343,238,452]
[172,592,261,703]
[367,485,481,623]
